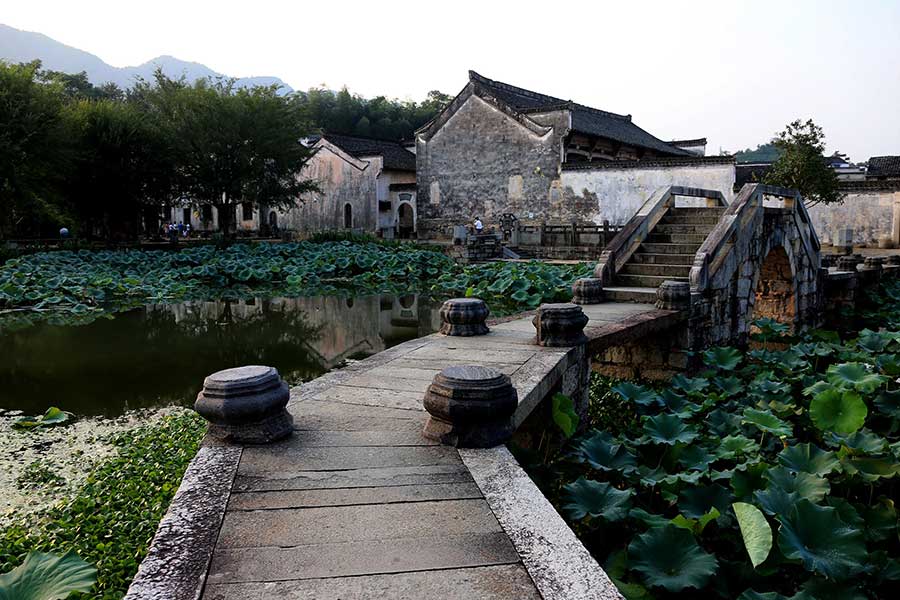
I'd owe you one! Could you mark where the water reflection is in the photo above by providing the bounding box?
[0,294,441,416]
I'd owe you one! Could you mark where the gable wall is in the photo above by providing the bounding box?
[416,95,569,237]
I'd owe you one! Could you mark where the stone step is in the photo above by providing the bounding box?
[619,263,692,277]
[667,207,726,217]
[630,252,696,265]
[654,223,716,235]
[603,286,657,304]
[614,273,690,288]
[658,214,722,225]
[639,242,702,254]
[646,233,709,245]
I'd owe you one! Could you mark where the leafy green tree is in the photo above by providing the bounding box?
[37,68,123,101]
[0,60,73,238]
[141,72,318,239]
[763,119,843,206]
[66,98,177,240]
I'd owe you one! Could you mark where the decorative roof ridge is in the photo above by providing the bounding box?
[669,138,708,146]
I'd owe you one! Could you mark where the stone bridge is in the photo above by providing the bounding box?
[124,183,897,600]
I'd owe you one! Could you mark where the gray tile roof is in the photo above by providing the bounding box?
[322,133,416,172]
[469,71,690,157]
[867,156,900,178]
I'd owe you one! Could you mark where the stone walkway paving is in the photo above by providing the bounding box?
[133,302,679,600]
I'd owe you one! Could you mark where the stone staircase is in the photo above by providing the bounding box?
[605,207,725,303]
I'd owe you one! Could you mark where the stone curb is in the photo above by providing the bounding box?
[459,446,623,600]
[124,446,242,600]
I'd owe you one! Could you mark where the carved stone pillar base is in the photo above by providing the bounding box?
[440,298,490,336]
[422,365,518,448]
[195,365,293,444]
[533,303,589,347]
[572,277,604,305]
[655,281,691,311]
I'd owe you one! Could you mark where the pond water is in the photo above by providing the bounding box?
[0,294,441,417]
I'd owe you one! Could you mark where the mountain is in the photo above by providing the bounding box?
[0,23,293,93]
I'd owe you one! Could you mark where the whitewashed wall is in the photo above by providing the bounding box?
[808,189,900,245]
[560,160,736,225]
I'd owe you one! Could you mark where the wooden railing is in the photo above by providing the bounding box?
[594,186,728,283]
[689,183,821,293]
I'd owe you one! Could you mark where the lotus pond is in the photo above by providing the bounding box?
[522,284,900,599]
[0,241,593,416]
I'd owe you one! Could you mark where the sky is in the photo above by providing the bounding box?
[3,0,899,160]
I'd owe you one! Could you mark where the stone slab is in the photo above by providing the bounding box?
[405,345,537,364]
[237,444,461,474]
[232,463,474,493]
[216,499,503,548]
[460,447,623,600]
[227,481,483,511]
[206,531,520,584]
[124,446,242,600]
[386,358,521,374]
[339,373,432,393]
[290,400,421,432]
[307,385,425,412]
[202,564,541,600]
[289,428,436,447]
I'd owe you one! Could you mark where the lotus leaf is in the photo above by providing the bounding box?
[704,346,743,370]
[612,382,661,408]
[733,502,772,568]
[874,388,900,418]
[579,432,637,473]
[809,388,867,434]
[670,374,709,394]
[777,500,867,580]
[826,362,886,393]
[741,408,792,437]
[642,413,698,446]
[827,429,889,454]
[628,525,718,591]
[715,435,759,459]
[864,498,897,542]
[561,477,633,521]
[0,551,96,600]
[671,507,720,535]
[678,484,732,519]
[551,393,578,438]
[777,443,840,476]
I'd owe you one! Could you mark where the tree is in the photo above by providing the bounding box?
[141,72,318,239]
[763,119,843,206]
[0,60,73,238]
[66,98,177,239]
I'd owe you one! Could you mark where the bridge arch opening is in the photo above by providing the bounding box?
[753,245,797,328]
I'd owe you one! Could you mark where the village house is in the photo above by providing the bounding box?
[277,133,417,238]
[414,70,736,238]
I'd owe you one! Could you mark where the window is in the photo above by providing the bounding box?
[344,203,353,229]
[183,208,191,224]
[202,205,213,222]
[399,193,412,202]
[242,202,253,221]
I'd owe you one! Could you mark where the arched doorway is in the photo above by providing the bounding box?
[753,246,797,328]
[268,211,278,235]
[398,202,415,239]
[344,203,353,229]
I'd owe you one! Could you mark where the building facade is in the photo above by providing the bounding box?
[414,70,733,237]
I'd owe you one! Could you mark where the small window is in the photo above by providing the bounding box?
[201,205,213,221]
[183,208,191,224]
[242,202,253,221]
[344,203,353,229]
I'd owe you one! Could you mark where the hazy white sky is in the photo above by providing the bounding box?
[4,0,899,159]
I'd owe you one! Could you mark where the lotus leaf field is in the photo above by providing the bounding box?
[0,242,594,329]
[523,284,900,599]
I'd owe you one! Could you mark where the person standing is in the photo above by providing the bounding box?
[474,216,484,234]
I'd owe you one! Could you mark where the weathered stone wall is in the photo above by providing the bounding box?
[560,157,736,226]
[690,207,820,348]
[593,327,690,381]
[416,95,569,238]
[807,184,900,245]
[278,144,379,233]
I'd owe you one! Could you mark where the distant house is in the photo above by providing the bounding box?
[867,156,900,180]
[415,70,733,236]
[277,133,417,238]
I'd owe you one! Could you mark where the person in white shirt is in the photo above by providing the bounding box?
[474,217,484,233]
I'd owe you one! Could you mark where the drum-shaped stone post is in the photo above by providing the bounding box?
[655,281,691,311]
[572,277,604,305]
[440,298,490,336]
[422,365,518,447]
[194,365,293,444]
[532,303,589,347]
